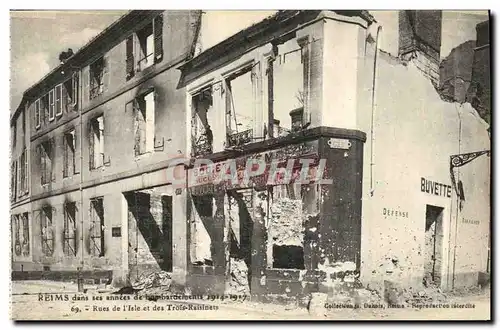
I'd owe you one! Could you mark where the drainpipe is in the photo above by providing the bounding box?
[369,26,382,197]
[78,72,84,292]
[450,104,462,290]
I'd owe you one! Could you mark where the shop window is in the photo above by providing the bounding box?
[89,197,105,257]
[39,139,55,185]
[225,68,254,147]
[131,91,155,156]
[40,206,54,256]
[63,202,77,256]
[191,88,214,156]
[89,57,108,100]
[126,14,163,80]
[268,38,307,137]
[63,129,76,177]
[89,115,105,170]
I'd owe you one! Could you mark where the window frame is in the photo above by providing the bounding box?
[89,115,105,170]
[132,90,155,157]
[40,206,54,257]
[63,129,76,178]
[89,57,105,100]
[63,202,77,256]
[89,197,105,257]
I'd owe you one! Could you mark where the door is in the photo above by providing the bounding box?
[424,205,444,286]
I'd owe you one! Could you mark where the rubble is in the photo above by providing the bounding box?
[113,271,172,297]
[226,258,250,295]
[269,198,303,246]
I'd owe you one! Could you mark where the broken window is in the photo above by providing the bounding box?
[63,129,76,177]
[89,197,105,257]
[89,57,108,100]
[89,115,105,170]
[21,212,29,256]
[191,88,214,156]
[39,139,54,185]
[225,68,254,147]
[63,202,77,256]
[126,14,163,80]
[19,148,27,194]
[137,23,154,71]
[126,190,173,272]
[131,91,155,156]
[190,194,215,266]
[34,99,41,129]
[10,161,17,201]
[266,183,318,269]
[268,39,306,137]
[13,215,21,256]
[40,206,54,256]
[63,72,79,112]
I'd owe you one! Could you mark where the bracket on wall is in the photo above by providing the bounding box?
[154,136,165,151]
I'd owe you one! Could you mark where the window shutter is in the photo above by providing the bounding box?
[88,121,95,170]
[15,160,20,198]
[154,14,164,63]
[126,35,135,80]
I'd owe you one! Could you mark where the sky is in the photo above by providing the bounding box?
[9,10,489,113]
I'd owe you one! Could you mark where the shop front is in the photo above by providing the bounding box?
[185,127,365,302]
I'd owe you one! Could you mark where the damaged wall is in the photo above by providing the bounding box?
[356,40,490,291]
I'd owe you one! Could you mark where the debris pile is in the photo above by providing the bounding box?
[113,271,172,297]
[226,258,250,295]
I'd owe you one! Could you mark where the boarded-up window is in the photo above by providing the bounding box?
[89,197,105,257]
[63,202,77,256]
[40,206,54,256]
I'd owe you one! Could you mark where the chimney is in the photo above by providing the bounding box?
[58,48,74,64]
[398,10,442,85]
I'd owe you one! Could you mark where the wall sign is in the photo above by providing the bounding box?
[421,177,452,198]
[383,208,409,218]
[327,138,351,150]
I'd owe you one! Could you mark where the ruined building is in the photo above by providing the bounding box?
[11,10,490,300]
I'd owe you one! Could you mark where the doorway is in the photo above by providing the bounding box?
[423,205,444,287]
